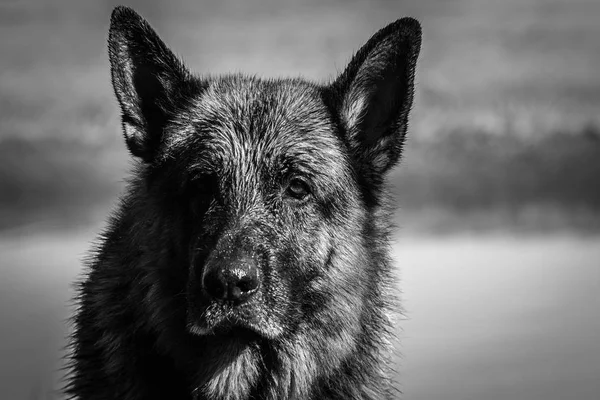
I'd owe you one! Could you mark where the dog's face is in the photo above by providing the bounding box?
[170,80,356,340]
[108,5,420,354]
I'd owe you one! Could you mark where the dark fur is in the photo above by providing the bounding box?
[65,6,421,400]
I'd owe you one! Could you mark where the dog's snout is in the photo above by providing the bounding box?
[202,253,260,303]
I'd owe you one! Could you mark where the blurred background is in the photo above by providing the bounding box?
[1,0,599,399]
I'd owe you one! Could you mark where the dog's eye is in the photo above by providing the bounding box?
[189,173,218,215]
[286,178,311,201]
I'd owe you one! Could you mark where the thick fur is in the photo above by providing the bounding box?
[65,6,421,400]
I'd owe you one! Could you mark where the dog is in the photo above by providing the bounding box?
[66,6,421,400]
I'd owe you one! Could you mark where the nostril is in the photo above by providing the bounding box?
[237,275,259,294]
[202,269,227,300]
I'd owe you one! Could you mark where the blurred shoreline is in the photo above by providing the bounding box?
[2,124,598,237]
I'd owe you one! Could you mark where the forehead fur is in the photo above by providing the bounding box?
[166,75,348,176]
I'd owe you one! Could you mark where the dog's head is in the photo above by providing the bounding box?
[108,6,420,349]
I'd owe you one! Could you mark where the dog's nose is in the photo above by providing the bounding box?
[202,254,260,303]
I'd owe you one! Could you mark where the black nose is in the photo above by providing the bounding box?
[202,254,260,303]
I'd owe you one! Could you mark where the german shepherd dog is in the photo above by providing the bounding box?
[66,6,421,400]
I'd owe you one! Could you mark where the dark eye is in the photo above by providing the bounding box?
[286,177,311,201]
[189,173,218,215]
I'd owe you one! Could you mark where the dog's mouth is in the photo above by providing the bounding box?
[188,320,266,342]
[187,306,282,340]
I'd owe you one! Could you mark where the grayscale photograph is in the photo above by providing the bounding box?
[1,1,599,399]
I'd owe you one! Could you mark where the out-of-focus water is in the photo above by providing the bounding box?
[395,236,600,400]
[1,229,599,399]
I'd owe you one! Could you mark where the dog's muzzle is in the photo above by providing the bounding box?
[187,230,282,339]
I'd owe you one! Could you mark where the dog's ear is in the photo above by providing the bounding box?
[108,6,190,161]
[326,18,421,187]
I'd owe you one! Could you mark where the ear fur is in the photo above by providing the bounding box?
[108,6,191,161]
[326,18,422,187]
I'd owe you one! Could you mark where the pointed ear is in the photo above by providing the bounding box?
[108,6,190,161]
[326,18,421,185]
